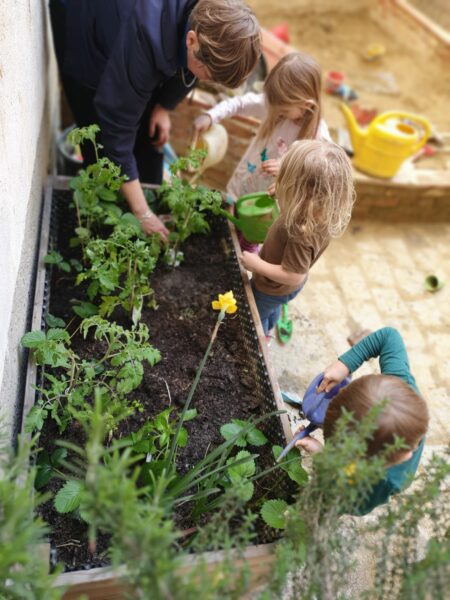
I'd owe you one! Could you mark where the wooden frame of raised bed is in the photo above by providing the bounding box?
[21,175,294,599]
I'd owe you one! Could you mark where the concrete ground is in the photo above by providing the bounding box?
[269,219,450,446]
[267,219,450,596]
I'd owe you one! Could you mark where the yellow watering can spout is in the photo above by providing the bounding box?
[340,102,365,156]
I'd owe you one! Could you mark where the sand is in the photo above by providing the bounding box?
[247,0,450,134]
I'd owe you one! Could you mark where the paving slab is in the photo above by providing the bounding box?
[268,220,450,446]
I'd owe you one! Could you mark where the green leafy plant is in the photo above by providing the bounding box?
[67,124,128,238]
[35,447,67,490]
[220,418,269,448]
[21,316,160,433]
[158,150,223,266]
[75,225,160,323]
[0,435,63,600]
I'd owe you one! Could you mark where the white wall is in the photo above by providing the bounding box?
[0,0,58,436]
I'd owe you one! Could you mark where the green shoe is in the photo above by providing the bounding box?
[276,304,293,344]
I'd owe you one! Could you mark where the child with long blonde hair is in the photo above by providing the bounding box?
[240,139,355,337]
[194,51,330,251]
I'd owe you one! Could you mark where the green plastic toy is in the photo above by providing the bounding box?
[219,192,279,243]
[276,304,293,344]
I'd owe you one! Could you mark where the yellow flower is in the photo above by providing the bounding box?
[344,462,357,485]
[211,291,238,314]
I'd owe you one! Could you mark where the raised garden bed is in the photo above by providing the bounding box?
[22,175,293,597]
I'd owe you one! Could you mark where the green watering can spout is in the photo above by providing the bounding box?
[219,193,279,244]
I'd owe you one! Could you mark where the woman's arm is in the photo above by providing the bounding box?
[121,179,169,241]
[239,252,306,287]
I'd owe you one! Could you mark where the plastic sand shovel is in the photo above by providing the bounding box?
[276,304,293,344]
[277,372,352,462]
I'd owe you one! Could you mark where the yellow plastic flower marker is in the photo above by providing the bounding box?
[168,291,238,464]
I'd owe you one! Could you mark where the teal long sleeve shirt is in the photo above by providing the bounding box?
[337,327,425,515]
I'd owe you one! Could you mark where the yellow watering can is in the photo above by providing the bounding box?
[340,104,431,178]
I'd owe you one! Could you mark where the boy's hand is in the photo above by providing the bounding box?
[317,360,350,393]
[193,113,213,134]
[261,158,281,176]
[239,251,261,273]
[294,426,324,454]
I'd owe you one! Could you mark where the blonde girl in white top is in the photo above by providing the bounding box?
[194,52,331,251]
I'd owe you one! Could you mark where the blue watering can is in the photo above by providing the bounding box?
[277,372,351,462]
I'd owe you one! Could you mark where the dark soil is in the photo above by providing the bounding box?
[37,195,291,571]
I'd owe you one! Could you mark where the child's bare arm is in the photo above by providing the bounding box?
[239,252,306,287]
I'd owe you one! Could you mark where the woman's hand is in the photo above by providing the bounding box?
[316,360,350,393]
[294,426,324,454]
[138,210,169,242]
[149,104,171,146]
[239,251,261,273]
[193,113,212,135]
[261,158,281,176]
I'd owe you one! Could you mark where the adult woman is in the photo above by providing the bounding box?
[49,0,261,239]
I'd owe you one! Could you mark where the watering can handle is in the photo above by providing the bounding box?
[372,111,431,153]
[190,131,199,151]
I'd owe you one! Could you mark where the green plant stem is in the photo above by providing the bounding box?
[167,311,224,465]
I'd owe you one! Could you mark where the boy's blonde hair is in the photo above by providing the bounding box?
[324,374,429,465]
[259,52,322,141]
[275,139,355,239]
[190,0,261,89]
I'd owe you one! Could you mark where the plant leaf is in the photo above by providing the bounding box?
[183,409,198,422]
[220,422,247,447]
[227,450,256,481]
[45,313,67,328]
[21,330,46,348]
[73,302,99,318]
[272,446,308,485]
[24,405,47,432]
[54,480,84,513]
[247,427,269,447]
[261,499,289,529]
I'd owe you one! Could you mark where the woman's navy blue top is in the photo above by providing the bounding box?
[60,0,197,180]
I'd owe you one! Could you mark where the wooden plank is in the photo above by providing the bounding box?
[393,0,450,47]
[55,544,276,599]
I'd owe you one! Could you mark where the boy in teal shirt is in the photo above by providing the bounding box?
[296,327,429,515]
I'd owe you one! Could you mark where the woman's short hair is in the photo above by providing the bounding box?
[190,0,261,88]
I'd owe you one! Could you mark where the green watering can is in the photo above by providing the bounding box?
[219,192,279,243]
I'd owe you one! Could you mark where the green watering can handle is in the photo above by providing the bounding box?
[373,111,432,154]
